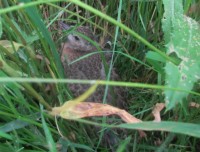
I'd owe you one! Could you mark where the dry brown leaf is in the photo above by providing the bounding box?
[49,101,146,137]
[152,103,165,122]
[49,83,146,137]
[189,102,200,108]
[50,101,141,122]
[0,40,23,54]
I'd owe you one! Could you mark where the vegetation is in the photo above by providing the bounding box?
[0,0,200,151]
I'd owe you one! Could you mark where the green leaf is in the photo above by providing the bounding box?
[0,113,41,133]
[162,0,200,110]
[19,0,65,78]
[0,131,13,140]
[0,16,2,38]
[40,104,57,152]
[118,121,200,138]
[58,138,94,151]
[146,51,166,63]
[116,136,131,152]
[146,51,165,74]
[11,19,39,44]
[162,0,183,44]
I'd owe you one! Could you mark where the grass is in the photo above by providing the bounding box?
[0,0,200,151]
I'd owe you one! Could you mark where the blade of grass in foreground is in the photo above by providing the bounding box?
[0,77,199,97]
[118,121,200,138]
[20,0,64,78]
[40,104,57,152]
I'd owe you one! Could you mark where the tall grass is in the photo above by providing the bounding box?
[0,0,200,151]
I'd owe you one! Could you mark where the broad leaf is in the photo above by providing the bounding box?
[162,0,200,110]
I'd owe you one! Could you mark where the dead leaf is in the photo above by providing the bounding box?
[0,40,23,54]
[50,101,141,122]
[189,102,200,108]
[49,83,146,137]
[49,101,146,137]
[152,103,165,122]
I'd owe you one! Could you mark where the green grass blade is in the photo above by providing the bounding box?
[40,104,57,152]
[118,121,200,138]
[19,0,64,78]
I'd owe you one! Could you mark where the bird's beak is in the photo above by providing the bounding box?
[59,21,70,30]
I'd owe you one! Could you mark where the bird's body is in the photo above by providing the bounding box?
[60,22,125,108]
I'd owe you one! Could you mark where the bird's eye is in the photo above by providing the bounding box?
[74,36,80,41]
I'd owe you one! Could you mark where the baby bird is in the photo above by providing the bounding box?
[59,22,125,108]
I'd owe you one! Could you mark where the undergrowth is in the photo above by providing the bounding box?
[0,0,200,151]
